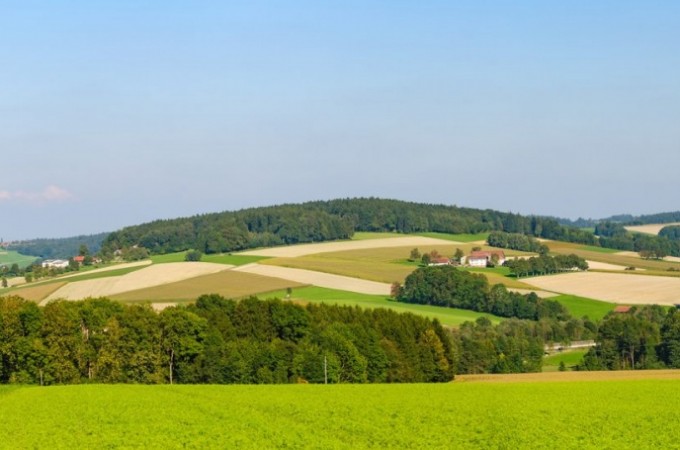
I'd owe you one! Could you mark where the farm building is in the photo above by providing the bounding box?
[467,250,506,267]
[613,305,632,314]
[428,256,452,266]
[42,259,69,269]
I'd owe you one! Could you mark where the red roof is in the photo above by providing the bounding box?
[431,257,451,264]
[73,256,85,263]
[469,250,506,259]
[613,305,631,313]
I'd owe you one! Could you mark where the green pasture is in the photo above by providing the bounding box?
[351,232,403,240]
[0,250,37,268]
[2,381,680,448]
[417,231,490,242]
[263,286,501,327]
[552,294,615,321]
[151,252,267,266]
[543,350,587,372]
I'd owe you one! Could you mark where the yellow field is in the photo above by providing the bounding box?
[625,223,680,235]
[526,272,680,305]
[111,270,306,302]
[3,282,66,303]
[546,240,680,272]
[261,244,534,289]
[456,369,680,383]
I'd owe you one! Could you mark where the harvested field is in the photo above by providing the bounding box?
[547,240,680,271]
[261,244,534,288]
[3,282,66,303]
[42,262,232,304]
[526,272,680,305]
[456,369,680,383]
[235,264,391,295]
[239,236,460,257]
[56,261,152,280]
[586,260,638,271]
[625,223,680,235]
[112,270,305,302]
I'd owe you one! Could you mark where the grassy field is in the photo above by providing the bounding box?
[111,270,305,303]
[262,244,535,289]
[151,252,268,266]
[263,286,502,326]
[0,250,37,268]
[3,380,680,448]
[416,232,489,242]
[543,350,587,372]
[552,294,614,321]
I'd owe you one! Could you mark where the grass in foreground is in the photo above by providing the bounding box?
[263,286,502,327]
[552,294,614,321]
[3,380,680,448]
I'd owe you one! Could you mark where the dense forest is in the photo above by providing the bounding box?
[394,266,587,322]
[581,306,680,370]
[101,198,598,257]
[0,294,607,384]
[486,231,548,254]
[8,233,108,259]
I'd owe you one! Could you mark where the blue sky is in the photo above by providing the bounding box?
[1,1,679,239]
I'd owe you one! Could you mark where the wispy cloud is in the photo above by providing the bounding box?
[0,185,74,204]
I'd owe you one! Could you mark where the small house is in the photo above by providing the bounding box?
[466,250,506,267]
[428,256,451,266]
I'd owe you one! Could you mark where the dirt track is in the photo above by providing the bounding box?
[234,264,391,295]
[42,262,232,304]
[526,272,680,305]
[238,236,460,258]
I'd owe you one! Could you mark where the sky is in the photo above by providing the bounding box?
[1,1,679,240]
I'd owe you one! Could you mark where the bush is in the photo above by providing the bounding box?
[185,250,203,262]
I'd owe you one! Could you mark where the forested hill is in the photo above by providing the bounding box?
[101,198,595,256]
[8,233,109,259]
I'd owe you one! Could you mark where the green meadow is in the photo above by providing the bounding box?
[552,294,615,321]
[264,286,502,326]
[543,350,588,371]
[0,250,37,268]
[2,381,680,448]
[150,251,268,266]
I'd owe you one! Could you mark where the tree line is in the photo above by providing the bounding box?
[393,266,588,323]
[595,222,680,258]
[99,198,602,258]
[8,233,108,260]
[486,231,548,254]
[581,306,680,370]
[504,254,589,278]
[0,295,457,385]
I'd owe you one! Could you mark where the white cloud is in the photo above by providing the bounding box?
[0,185,74,203]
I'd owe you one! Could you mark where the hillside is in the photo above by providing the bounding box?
[101,198,596,256]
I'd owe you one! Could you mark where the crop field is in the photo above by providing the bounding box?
[261,245,535,288]
[2,379,680,448]
[238,236,460,258]
[42,262,232,303]
[263,286,502,326]
[111,270,305,303]
[151,252,268,266]
[0,250,37,268]
[416,231,490,242]
[625,222,680,235]
[235,264,391,295]
[551,294,615,320]
[1,282,66,303]
[546,240,680,271]
[526,272,680,305]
